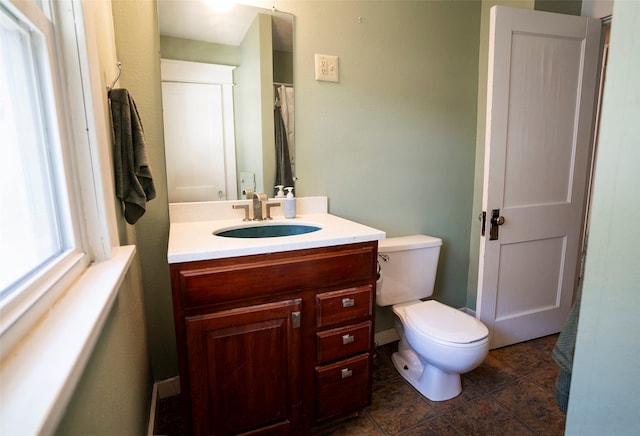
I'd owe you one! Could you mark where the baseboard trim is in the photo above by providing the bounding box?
[157,376,181,399]
[147,377,180,435]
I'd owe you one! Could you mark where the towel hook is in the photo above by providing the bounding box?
[107,61,122,92]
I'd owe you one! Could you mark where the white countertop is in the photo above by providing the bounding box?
[167,197,385,264]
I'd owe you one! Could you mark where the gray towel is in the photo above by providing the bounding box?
[109,88,155,224]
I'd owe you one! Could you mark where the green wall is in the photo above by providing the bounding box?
[256,13,276,195]
[565,0,640,432]
[281,1,481,330]
[111,0,176,380]
[273,50,293,84]
[234,13,275,195]
[535,0,582,15]
[160,35,240,66]
[288,0,481,314]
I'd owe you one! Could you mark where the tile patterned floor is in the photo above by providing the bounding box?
[154,334,564,435]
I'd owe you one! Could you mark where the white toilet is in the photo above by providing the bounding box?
[377,235,489,401]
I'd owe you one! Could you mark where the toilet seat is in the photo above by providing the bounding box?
[404,300,488,345]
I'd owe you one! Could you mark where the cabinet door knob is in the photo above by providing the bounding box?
[341,368,353,379]
[342,298,355,308]
[342,334,355,345]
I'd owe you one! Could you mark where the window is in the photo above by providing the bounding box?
[0,0,93,349]
[0,0,125,431]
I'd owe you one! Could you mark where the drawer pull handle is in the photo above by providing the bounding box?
[341,368,353,379]
[342,334,355,345]
[342,298,355,308]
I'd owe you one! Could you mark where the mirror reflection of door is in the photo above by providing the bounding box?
[161,59,237,202]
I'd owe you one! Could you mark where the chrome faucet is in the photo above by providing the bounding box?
[232,192,281,221]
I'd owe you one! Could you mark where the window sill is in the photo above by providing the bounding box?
[0,245,136,434]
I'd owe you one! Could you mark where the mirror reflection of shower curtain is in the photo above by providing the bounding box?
[274,106,294,190]
[278,85,295,177]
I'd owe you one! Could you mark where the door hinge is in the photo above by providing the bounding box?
[479,211,486,237]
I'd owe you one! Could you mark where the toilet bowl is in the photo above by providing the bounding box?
[392,300,488,400]
[377,235,489,401]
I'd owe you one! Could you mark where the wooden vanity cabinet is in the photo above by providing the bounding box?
[170,241,378,435]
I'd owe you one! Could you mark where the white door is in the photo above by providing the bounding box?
[161,59,237,203]
[162,81,227,202]
[477,6,601,349]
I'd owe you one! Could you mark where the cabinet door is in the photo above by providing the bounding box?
[186,299,302,435]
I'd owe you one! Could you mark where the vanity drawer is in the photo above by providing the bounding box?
[315,353,371,420]
[315,286,373,328]
[316,321,371,365]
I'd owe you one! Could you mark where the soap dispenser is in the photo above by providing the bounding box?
[275,185,285,198]
[284,187,296,218]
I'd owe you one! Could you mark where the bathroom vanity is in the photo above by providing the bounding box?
[168,198,384,434]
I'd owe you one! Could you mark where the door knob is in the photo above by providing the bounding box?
[492,215,505,226]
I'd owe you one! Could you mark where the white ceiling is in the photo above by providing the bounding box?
[157,0,293,52]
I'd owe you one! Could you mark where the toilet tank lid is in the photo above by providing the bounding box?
[379,235,442,252]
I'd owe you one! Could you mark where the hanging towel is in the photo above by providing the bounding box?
[109,88,156,224]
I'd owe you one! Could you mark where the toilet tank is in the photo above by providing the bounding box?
[377,235,443,307]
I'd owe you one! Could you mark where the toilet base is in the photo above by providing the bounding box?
[391,350,462,401]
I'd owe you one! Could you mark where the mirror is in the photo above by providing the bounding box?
[157,1,294,202]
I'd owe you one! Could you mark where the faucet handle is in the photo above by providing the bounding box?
[232,204,252,221]
[265,202,282,220]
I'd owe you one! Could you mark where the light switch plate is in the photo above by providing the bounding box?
[314,54,339,82]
